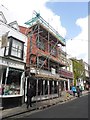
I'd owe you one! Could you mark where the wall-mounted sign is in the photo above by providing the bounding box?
[0,58,24,69]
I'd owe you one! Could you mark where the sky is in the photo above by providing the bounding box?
[0,0,88,63]
[46,2,88,38]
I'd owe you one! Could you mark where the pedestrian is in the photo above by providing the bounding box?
[76,86,80,97]
[27,85,34,109]
[79,85,83,96]
[71,85,76,96]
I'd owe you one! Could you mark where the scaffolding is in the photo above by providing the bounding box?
[25,22,67,76]
[25,11,67,68]
[24,11,68,109]
[25,10,66,46]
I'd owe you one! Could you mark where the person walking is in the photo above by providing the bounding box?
[76,86,80,97]
[27,85,34,109]
[79,85,83,96]
[71,85,76,96]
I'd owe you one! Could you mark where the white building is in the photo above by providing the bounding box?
[59,56,74,91]
[84,62,90,90]
[66,58,74,90]
[0,11,27,108]
[84,62,89,78]
[77,62,89,90]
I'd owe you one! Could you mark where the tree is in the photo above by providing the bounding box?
[71,58,85,86]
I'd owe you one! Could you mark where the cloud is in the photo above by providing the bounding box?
[0,0,88,63]
[66,16,88,62]
[0,0,66,37]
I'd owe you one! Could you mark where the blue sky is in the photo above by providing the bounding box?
[0,0,88,62]
[46,2,88,39]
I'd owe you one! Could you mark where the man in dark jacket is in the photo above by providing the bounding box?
[27,85,34,109]
[76,86,80,97]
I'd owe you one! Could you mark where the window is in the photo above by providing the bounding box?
[36,37,45,50]
[50,45,57,56]
[11,39,23,58]
[51,49,57,56]
[37,57,47,68]
[5,36,24,59]
[2,68,23,95]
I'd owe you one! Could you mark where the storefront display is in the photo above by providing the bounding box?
[2,67,23,96]
[3,84,20,95]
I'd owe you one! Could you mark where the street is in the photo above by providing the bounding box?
[10,93,89,118]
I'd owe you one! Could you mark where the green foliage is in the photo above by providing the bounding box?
[74,78,76,86]
[72,59,85,86]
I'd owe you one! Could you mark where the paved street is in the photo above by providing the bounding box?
[26,94,88,118]
[10,93,89,118]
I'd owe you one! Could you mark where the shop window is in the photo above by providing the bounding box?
[61,81,64,91]
[2,68,6,84]
[54,81,57,93]
[45,81,48,95]
[49,81,52,94]
[2,68,23,95]
[38,80,43,95]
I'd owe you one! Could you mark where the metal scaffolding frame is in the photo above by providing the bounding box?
[26,22,67,77]
[25,10,66,46]
[25,11,67,109]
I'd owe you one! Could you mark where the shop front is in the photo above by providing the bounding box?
[24,75,60,103]
[0,61,25,108]
[2,67,23,95]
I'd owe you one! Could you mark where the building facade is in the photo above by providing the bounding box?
[84,62,90,90]
[70,58,90,90]
[20,11,74,102]
[0,11,27,108]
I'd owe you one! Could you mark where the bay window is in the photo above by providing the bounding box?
[5,36,24,60]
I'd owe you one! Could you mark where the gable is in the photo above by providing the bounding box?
[0,11,7,23]
[8,21,20,31]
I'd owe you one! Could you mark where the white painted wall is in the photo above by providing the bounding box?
[84,62,88,70]
[0,21,27,63]
[84,62,89,77]
[68,79,70,90]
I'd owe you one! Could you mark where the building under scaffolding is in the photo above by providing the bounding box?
[19,11,73,102]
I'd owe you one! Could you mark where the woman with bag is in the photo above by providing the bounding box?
[71,85,76,96]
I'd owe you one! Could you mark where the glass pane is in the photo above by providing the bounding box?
[2,69,23,95]
[11,39,23,59]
